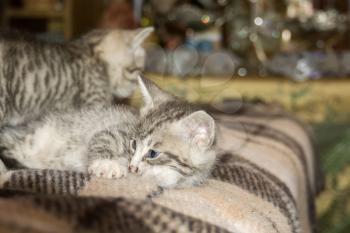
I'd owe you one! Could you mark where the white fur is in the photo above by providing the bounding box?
[137,76,154,110]
[132,27,154,49]
[141,164,182,188]
[129,137,150,170]
[4,106,137,173]
[10,125,85,170]
[88,158,128,179]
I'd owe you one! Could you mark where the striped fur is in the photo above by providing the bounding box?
[0,100,320,233]
[0,105,138,180]
[130,101,216,187]
[0,28,153,127]
[129,77,217,188]
[0,76,217,188]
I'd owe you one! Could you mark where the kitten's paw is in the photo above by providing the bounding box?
[88,159,127,179]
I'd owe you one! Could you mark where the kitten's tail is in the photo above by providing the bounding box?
[0,150,26,170]
[0,126,23,148]
[0,126,28,170]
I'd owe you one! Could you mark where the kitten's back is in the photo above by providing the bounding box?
[47,105,138,141]
[0,105,138,171]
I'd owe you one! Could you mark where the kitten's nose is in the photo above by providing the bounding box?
[128,165,138,173]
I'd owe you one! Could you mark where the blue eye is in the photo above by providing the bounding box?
[147,149,160,159]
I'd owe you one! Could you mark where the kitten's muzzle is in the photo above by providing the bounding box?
[128,164,139,173]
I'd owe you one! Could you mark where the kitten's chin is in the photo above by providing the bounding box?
[140,165,182,188]
[112,87,135,98]
[191,149,216,167]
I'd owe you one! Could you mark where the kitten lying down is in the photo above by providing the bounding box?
[0,76,217,188]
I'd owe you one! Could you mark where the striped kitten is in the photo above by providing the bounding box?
[0,27,153,127]
[0,76,217,188]
[129,77,217,187]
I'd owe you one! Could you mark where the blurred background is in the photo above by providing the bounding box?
[0,0,350,232]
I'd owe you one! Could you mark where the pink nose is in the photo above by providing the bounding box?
[128,165,139,173]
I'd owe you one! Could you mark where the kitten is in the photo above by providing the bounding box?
[129,77,217,188]
[0,76,217,188]
[0,27,153,127]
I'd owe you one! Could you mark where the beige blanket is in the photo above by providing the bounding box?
[0,101,322,233]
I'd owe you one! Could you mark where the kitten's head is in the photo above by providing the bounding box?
[129,76,217,188]
[83,27,154,98]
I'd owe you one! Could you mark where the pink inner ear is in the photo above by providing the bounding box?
[176,110,215,147]
[198,127,208,135]
[191,125,210,147]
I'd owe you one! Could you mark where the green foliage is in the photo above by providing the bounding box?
[289,86,311,112]
[313,123,350,233]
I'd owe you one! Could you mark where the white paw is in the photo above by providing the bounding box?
[88,159,127,179]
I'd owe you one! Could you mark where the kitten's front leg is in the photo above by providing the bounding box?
[87,130,128,179]
[88,158,128,179]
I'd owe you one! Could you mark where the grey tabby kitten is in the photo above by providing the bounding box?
[0,76,217,188]
[0,27,153,127]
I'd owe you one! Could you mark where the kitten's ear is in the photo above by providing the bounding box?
[131,27,154,49]
[138,75,173,114]
[177,111,216,149]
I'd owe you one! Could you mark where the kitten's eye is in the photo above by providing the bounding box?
[146,149,160,159]
[130,139,136,152]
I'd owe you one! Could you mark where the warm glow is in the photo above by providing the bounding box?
[201,15,211,24]
[282,29,292,42]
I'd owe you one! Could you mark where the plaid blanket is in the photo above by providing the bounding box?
[0,101,322,233]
